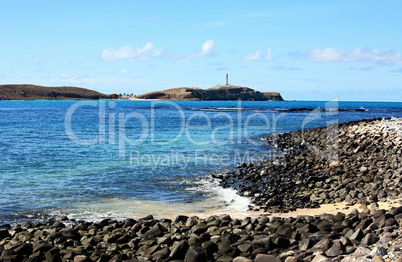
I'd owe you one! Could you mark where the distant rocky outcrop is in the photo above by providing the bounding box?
[136,85,284,101]
[0,84,118,100]
[262,92,284,101]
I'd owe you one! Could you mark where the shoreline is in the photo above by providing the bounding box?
[213,117,402,213]
[1,117,402,261]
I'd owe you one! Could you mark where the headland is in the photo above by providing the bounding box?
[135,85,284,101]
[0,84,118,100]
[0,84,284,101]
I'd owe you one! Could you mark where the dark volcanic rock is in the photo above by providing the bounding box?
[169,240,190,260]
[184,245,207,262]
[213,118,402,214]
[0,205,401,261]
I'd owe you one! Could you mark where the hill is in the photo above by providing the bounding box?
[0,84,118,100]
[136,85,284,101]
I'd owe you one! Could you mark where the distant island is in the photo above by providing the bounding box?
[0,84,284,101]
[136,85,284,101]
[0,84,118,100]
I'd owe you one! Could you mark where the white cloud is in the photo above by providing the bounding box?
[265,48,272,61]
[243,50,261,61]
[174,39,216,62]
[201,39,215,56]
[299,47,402,65]
[119,69,127,74]
[102,42,162,62]
[102,40,215,63]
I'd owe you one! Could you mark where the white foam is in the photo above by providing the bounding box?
[185,176,252,212]
[48,176,253,222]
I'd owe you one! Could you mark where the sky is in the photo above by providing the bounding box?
[0,1,401,102]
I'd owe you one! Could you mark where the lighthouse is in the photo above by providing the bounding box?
[226,74,228,86]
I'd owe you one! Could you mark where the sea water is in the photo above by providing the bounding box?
[1,100,401,225]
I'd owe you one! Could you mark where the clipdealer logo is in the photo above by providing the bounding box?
[64,99,340,166]
[64,100,285,160]
[129,149,272,170]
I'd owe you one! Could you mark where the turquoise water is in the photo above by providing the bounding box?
[1,100,401,224]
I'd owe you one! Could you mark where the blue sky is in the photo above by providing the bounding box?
[1,1,401,101]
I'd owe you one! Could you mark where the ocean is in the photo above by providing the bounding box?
[1,99,402,225]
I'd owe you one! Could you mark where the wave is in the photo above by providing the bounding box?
[4,176,253,225]
[185,176,252,212]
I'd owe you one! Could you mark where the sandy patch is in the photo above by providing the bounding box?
[167,198,402,220]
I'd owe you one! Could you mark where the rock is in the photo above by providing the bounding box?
[325,240,344,257]
[237,243,252,253]
[144,223,165,237]
[169,240,189,260]
[152,247,170,260]
[389,206,402,216]
[0,229,10,240]
[284,257,300,262]
[74,255,91,262]
[143,245,159,257]
[349,229,364,241]
[184,245,207,262]
[312,239,331,251]
[254,254,282,262]
[352,246,371,257]
[190,223,208,235]
[175,215,189,223]
[339,236,352,247]
[13,243,33,257]
[312,254,332,262]
[272,236,290,248]
[233,256,253,262]
[372,256,385,262]
[317,220,332,233]
[123,218,137,228]
[299,238,314,251]
[216,254,235,261]
[201,241,219,259]
[52,221,66,228]
[32,241,53,253]
[252,236,273,250]
[369,246,387,257]
[278,250,294,260]
[360,233,379,246]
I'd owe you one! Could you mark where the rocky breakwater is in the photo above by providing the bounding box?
[2,208,402,261]
[214,118,402,213]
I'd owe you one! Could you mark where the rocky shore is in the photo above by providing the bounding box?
[1,207,402,261]
[1,118,402,262]
[214,118,402,213]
